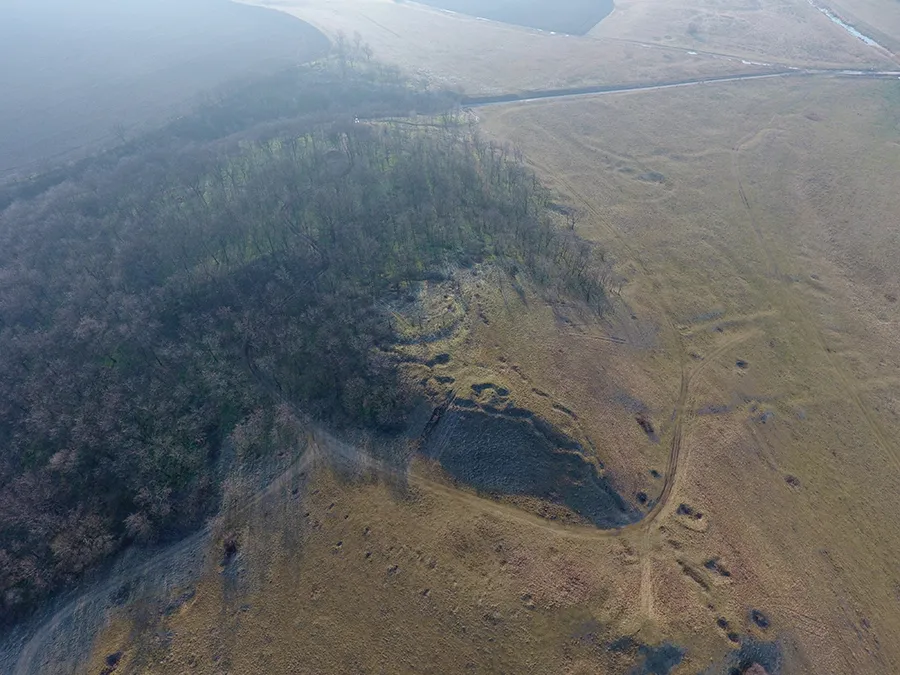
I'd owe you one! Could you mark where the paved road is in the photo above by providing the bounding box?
[464,68,900,107]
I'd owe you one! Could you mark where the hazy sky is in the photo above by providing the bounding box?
[0,0,328,175]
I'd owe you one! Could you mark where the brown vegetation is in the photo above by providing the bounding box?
[6,0,900,672]
[0,56,607,625]
[0,0,330,177]
[479,74,900,672]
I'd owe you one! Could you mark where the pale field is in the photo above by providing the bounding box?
[590,0,895,67]
[478,77,900,673]
[242,0,795,95]
[67,2,900,674]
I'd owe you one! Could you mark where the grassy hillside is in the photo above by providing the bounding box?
[0,56,608,627]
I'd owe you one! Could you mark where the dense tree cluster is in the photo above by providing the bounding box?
[0,55,607,624]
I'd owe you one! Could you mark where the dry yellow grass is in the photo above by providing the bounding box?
[825,0,900,50]
[242,0,799,95]
[71,3,900,675]
[86,462,655,674]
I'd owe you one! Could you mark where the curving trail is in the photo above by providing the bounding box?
[731,132,900,477]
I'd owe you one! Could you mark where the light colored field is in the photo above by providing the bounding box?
[84,462,654,674]
[78,76,900,674]
[54,2,900,674]
[478,76,900,673]
[243,0,799,95]
[591,0,894,67]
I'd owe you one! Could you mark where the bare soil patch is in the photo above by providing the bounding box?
[421,404,639,528]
